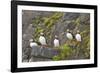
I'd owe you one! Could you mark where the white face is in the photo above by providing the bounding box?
[77,31,80,33]
[55,35,58,38]
[40,33,44,36]
[67,29,70,32]
[29,39,33,42]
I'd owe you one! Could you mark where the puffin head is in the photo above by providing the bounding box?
[77,30,80,34]
[40,32,44,36]
[55,35,58,39]
[29,39,33,43]
[67,29,70,33]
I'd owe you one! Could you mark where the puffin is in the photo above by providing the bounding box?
[66,29,74,46]
[66,29,73,40]
[39,33,47,47]
[75,30,81,42]
[29,39,38,48]
[75,30,82,58]
[54,35,60,47]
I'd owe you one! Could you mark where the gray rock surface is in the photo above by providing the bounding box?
[31,46,60,57]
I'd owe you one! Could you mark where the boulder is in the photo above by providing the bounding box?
[31,46,60,59]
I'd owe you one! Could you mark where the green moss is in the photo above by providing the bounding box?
[71,17,81,27]
[52,44,73,60]
[32,12,63,45]
[79,29,90,58]
[43,12,63,28]
[52,55,61,61]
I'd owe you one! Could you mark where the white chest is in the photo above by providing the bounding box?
[39,36,46,45]
[75,34,81,41]
[54,39,60,47]
[66,33,73,40]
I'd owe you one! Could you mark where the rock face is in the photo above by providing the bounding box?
[22,10,90,62]
[29,46,60,62]
[31,46,59,58]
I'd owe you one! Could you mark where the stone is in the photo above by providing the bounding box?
[29,56,52,62]
[31,46,60,59]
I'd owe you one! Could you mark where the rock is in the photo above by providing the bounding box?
[31,46,60,59]
[23,60,29,62]
[22,48,31,62]
[40,47,60,58]
[29,56,52,62]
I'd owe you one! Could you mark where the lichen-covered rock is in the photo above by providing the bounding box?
[31,46,60,58]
